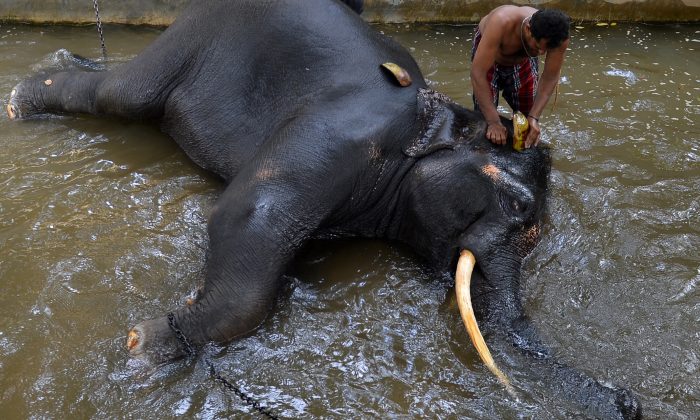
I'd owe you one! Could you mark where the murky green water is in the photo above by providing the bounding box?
[0,22,698,419]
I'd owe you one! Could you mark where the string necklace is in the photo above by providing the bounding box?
[520,16,535,58]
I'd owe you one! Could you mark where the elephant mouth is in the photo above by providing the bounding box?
[455,249,514,394]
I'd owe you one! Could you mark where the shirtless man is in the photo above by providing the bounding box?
[471,6,570,148]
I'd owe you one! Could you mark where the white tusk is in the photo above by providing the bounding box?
[456,249,514,394]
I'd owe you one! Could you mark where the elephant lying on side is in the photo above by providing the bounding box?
[6,0,640,418]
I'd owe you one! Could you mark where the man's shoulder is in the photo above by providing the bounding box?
[486,5,536,24]
[483,5,524,32]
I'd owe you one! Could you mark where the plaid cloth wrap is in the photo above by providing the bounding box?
[470,27,539,115]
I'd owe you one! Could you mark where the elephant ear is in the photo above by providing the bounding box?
[403,89,468,158]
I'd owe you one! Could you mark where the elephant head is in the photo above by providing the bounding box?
[392,91,640,419]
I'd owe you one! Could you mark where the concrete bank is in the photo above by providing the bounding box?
[1,0,699,25]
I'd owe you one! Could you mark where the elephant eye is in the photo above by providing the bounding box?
[511,199,527,214]
[499,191,531,217]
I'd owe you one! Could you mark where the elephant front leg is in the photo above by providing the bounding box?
[127,168,334,365]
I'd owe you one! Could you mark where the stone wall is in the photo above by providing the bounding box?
[1,0,698,25]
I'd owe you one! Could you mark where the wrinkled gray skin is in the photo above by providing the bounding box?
[6,0,640,418]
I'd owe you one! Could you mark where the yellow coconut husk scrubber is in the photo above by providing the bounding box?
[512,111,529,152]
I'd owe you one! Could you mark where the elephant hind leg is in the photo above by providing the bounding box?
[7,70,100,120]
[6,50,185,121]
[7,71,169,121]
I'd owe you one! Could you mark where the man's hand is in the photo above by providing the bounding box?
[525,116,541,147]
[486,121,507,145]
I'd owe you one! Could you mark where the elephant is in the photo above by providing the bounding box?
[5,0,641,418]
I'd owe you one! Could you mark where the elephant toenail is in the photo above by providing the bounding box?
[6,104,16,119]
[127,330,140,351]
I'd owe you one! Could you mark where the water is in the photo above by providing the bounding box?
[0,22,698,418]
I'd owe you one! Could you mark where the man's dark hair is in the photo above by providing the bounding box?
[530,9,570,49]
[341,0,363,14]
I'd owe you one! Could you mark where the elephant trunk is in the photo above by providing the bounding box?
[455,250,641,419]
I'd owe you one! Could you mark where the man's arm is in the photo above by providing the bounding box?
[526,38,569,147]
[470,26,508,145]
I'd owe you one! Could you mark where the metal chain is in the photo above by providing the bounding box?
[167,313,196,356]
[166,313,279,419]
[92,0,107,58]
[206,358,279,419]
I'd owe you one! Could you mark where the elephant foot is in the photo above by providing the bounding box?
[6,81,41,120]
[127,315,190,365]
